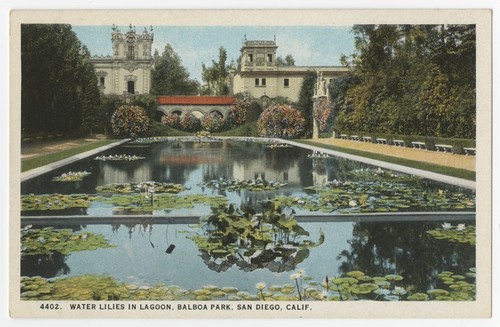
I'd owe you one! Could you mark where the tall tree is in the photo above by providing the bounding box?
[151,44,199,95]
[79,46,103,135]
[276,54,296,66]
[333,24,475,139]
[201,47,229,95]
[296,70,317,137]
[21,24,101,136]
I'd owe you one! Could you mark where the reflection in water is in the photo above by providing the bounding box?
[187,204,324,273]
[20,140,476,292]
[20,219,475,293]
[21,252,70,278]
[337,221,475,292]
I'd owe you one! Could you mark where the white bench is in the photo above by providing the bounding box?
[392,139,405,147]
[463,147,476,156]
[411,141,427,150]
[350,135,360,141]
[376,138,387,144]
[435,144,453,153]
[340,134,348,140]
[362,136,372,142]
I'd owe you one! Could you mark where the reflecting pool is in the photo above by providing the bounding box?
[20,139,476,300]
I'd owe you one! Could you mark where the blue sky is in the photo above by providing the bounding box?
[73,25,356,82]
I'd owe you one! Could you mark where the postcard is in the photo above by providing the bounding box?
[9,9,492,318]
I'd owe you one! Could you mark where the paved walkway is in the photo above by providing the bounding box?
[310,138,475,172]
[21,135,108,159]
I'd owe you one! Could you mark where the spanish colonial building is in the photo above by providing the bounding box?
[90,24,154,96]
[230,39,348,104]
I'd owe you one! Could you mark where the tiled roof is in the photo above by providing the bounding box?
[157,96,236,105]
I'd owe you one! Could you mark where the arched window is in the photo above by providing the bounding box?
[127,81,135,94]
[127,45,134,60]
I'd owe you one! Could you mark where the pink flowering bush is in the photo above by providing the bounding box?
[180,113,201,132]
[227,94,252,127]
[111,105,149,137]
[161,113,181,129]
[313,98,334,133]
[201,113,225,132]
[257,104,306,139]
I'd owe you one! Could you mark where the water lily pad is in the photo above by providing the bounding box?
[202,178,287,192]
[427,289,450,297]
[94,154,145,161]
[21,228,116,256]
[228,295,242,301]
[21,193,98,211]
[346,271,365,278]
[96,181,185,194]
[384,274,403,281]
[221,287,239,293]
[52,171,91,182]
[350,283,378,295]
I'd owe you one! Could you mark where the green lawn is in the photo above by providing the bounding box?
[214,121,259,137]
[296,139,476,181]
[21,130,475,182]
[21,139,119,172]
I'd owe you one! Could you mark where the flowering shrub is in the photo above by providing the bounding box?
[201,113,225,132]
[313,98,334,133]
[161,113,181,129]
[257,104,306,139]
[111,105,149,137]
[227,94,252,127]
[180,113,201,132]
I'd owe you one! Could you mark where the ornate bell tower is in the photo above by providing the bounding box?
[240,36,278,72]
[91,24,154,95]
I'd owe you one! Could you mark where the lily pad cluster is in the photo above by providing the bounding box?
[346,168,422,183]
[21,267,476,301]
[94,154,145,161]
[21,227,116,256]
[266,143,293,148]
[187,203,324,273]
[101,193,228,212]
[426,223,475,245]
[52,171,91,182]
[287,178,476,213]
[202,178,287,192]
[129,137,169,144]
[21,193,98,211]
[427,268,476,301]
[195,131,212,138]
[96,182,185,194]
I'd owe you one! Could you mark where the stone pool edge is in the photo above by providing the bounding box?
[20,139,130,182]
[20,136,475,190]
[280,139,476,190]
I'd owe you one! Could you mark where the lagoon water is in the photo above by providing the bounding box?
[20,140,476,294]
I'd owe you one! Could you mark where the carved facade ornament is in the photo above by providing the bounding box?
[122,61,138,72]
[124,75,138,82]
[95,70,108,77]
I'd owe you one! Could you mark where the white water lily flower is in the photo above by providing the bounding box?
[349,200,358,207]
[457,224,466,230]
[290,273,301,280]
[442,223,452,230]
[392,286,407,296]
[377,288,391,296]
[255,282,266,290]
